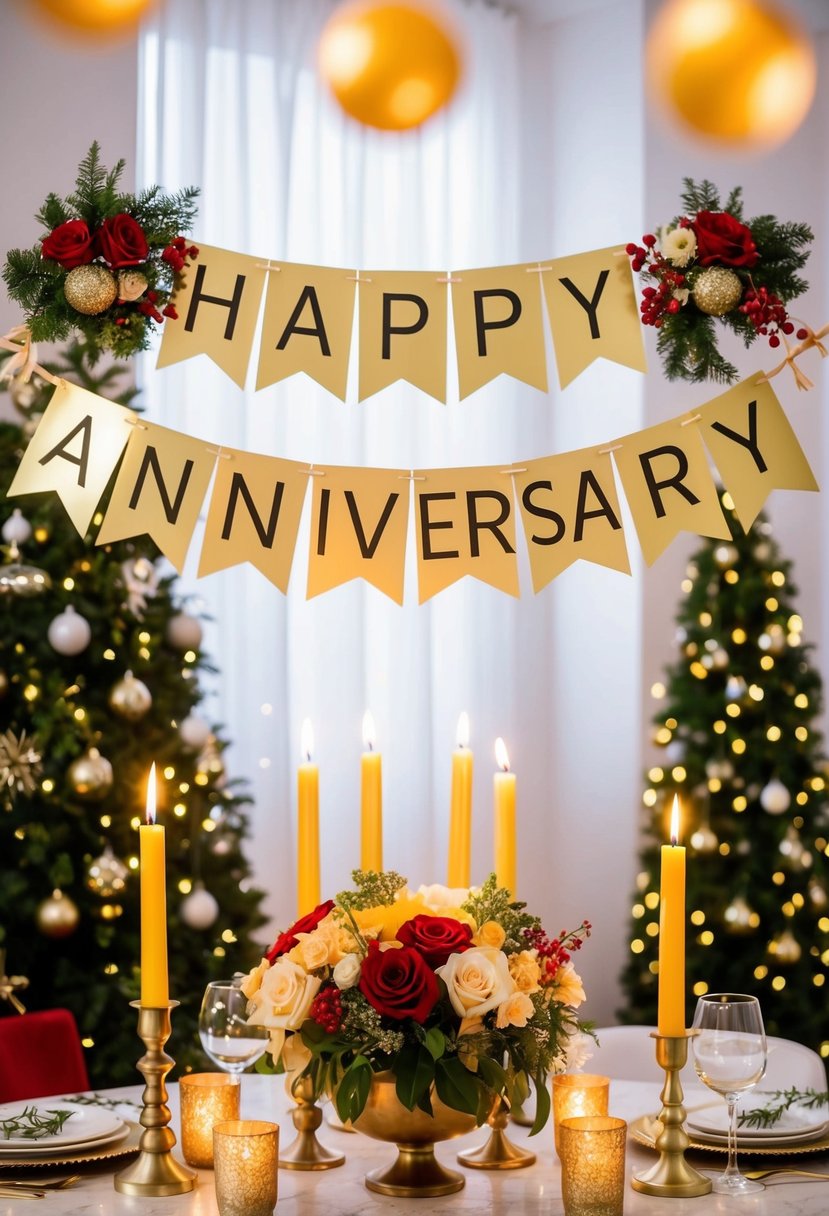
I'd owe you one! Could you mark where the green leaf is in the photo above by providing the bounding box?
[336,1057,372,1123]
[435,1056,480,1117]
[423,1026,446,1061]
[394,1043,435,1112]
[475,1054,507,1095]
[530,1073,551,1137]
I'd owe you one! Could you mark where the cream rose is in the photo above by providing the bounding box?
[437,946,516,1018]
[240,958,270,1000]
[495,991,535,1029]
[247,956,321,1031]
[508,950,541,994]
[550,963,586,1009]
[473,920,506,949]
[333,952,362,990]
[290,931,330,971]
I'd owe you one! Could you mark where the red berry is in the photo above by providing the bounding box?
[769,334,780,348]
[625,243,638,256]
[643,234,656,247]
[797,328,808,340]
[782,322,794,335]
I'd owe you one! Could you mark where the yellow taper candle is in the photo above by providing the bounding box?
[297,719,321,917]
[361,711,383,872]
[139,762,169,1007]
[447,712,473,887]
[657,794,686,1036]
[493,737,516,897]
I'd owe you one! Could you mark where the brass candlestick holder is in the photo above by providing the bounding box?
[458,1096,536,1169]
[631,1031,712,1199]
[114,1000,197,1196]
[279,1074,345,1170]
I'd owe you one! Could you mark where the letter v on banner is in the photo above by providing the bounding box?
[156,244,268,388]
[7,381,136,537]
[96,422,217,572]
[697,373,818,530]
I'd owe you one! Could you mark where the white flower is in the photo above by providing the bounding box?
[415,883,471,910]
[437,947,516,1018]
[495,991,535,1029]
[333,952,362,990]
[554,1030,594,1073]
[661,226,696,267]
[247,956,321,1031]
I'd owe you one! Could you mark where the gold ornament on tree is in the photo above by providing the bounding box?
[108,670,152,720]
[723,895,757,935]
[766,928,801,965]
[36,889,80,938]
[691,267,743,316]
[86,846,128,897]
[68,747,113,799]
[0,729,42,805]
[0,542,51,597]
[808,880,828,911]
[689,821,718,855]
[63,264,118,315]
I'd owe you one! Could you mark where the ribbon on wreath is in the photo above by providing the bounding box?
[0,326,59,386]
[759,321,829,392]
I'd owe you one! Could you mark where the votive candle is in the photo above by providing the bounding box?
[213,1120,278,1216]
[552,1073,610,1156]
[180,1074,240,1168]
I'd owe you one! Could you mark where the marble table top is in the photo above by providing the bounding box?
[1,1075,828,1215]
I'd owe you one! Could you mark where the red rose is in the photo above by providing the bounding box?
[41,219,96,269]
[359,941,439,1023]
[265,899,335,963]
[397,915,473,968]
[98,213,149,268]
[691,211,758,268]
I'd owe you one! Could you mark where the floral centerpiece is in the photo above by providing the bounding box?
[626,179,813,385]
[242,871,591,1134]
[3,143,199,362]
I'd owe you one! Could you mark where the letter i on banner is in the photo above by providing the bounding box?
[451,265,548,400]
[7,381,135,537]
[156,244,268,388]
[612,415,731,565]
[307,466,410,604]
[358,271,448,403]
[96,422,217,572]
[199,448,309,591]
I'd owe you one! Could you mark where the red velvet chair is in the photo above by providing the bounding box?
[0,1010,90,1102]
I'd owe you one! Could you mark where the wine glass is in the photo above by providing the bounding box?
[691,993,768,1194]
[198,980,270,1076]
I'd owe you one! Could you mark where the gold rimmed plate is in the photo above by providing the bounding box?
[630,1116,829,1158]
[0,1121,141,1169]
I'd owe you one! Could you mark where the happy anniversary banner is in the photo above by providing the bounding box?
[8,373,817,604]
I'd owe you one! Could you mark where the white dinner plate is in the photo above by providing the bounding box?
[688,1123,829,1148]
[0,1100,125,1151]
[688,1092,829,1140]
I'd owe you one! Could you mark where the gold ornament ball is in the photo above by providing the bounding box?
[33,0,156,35]
[64,265,118,315]
[646,0,816,150]
[86,846,128,898]
[36,889,80,938]
[689,823,719,854]
[692,267,743,316]
[767,927,801,965]
[68,747,114,799]
[108,670,152,720]
[723,894,756,934]
[809,880,828,912]
[0,670,7,699]
[318,2,462,131]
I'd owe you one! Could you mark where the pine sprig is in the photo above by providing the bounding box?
[738,1088,828,1129]
[0,1105,74,1140]
[462,873,541,951]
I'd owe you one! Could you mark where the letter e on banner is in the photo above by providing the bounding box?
[451,265,548,400]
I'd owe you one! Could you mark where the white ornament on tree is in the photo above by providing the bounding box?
[2,509,32,545]
[179,714,212,751]
[48,605,92,656]
[180,884,219,930]
[166,612,203,651]
[760,778,791,815]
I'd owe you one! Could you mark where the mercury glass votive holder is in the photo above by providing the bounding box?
[180,1073,241,1168]
[213,1120,279,1216]
[559,1116,627,1216]
[552,1074,610,1156]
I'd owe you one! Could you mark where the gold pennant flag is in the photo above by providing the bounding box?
[451,264,548,400]
[198,448,309,591]
[542,246,647,388]
[156,243,267,388]
[513,447,630,592]
[7,381,135,537]
[256,263,356,400]
[358,271,448,403]
[698,374,819,531]
[306,466,410,604]
[613,416,730,565]
[413,466,520,603]
[96,422,216,573]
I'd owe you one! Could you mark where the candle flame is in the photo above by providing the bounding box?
[456,711,470,749]
[145,762,157,826]
[300,718,314,762]
[494,736,510,772]
[670,794,681,846]
[362,710,376,752]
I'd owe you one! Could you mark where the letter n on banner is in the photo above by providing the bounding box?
[542,246,646,388]
[7,381,135,537]
[96,422,216,572]
[256,263,357,400]
[307,466,410,604]
[198,449,309,592]
[156,244,268,388]
[612,416,730,565]
[698,373,818,530]
[513,448,630,592]
[358,271,447,403]
[414,467,520,603]
[451,265,548,400]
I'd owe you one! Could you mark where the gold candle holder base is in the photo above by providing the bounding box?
[458,1097,536,1169]
[279,1075,345,1170]
[630,1032,712,1199]
[114,1000,197,1197]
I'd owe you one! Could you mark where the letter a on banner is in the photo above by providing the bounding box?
[613,416,730,565]
[256,263,357,400]
[156,244,268,388]
[698,373,818,531]
[199,449,309,591]
[96,422,217,572]
[514,447,630,592]
[542,247,647,388]
[307,466,410,603]
[358,271,448,403]
[414,467,520,603]
[451,265,548,400]
[7,382,136,537]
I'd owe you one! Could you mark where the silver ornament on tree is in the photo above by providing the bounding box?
[689,822,719,854]
[108,670,152,720]
[723,895,757,935]
[2,510,32,546]
[86,846,128,897]
[63,264,118,315]
[759,626,786,656]
[166,612,203,652]
[0,542,51,596]
[692,267,743,315]
[760,778,791,815]
[809,880,828,911]
[180,883,219,930]
[48,605,92,656]
[67,747,113,799]
[36,889,80,938]
[179,714,212,751]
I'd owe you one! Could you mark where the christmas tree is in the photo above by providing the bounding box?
[0,345,268,1085]
[620,493,829,1061]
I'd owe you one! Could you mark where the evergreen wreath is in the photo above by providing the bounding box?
[627,180,813,385]
[3,143,199,363]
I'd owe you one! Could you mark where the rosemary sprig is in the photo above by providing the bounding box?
[738,1087,829,1129]
[0,1105,75,1140]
